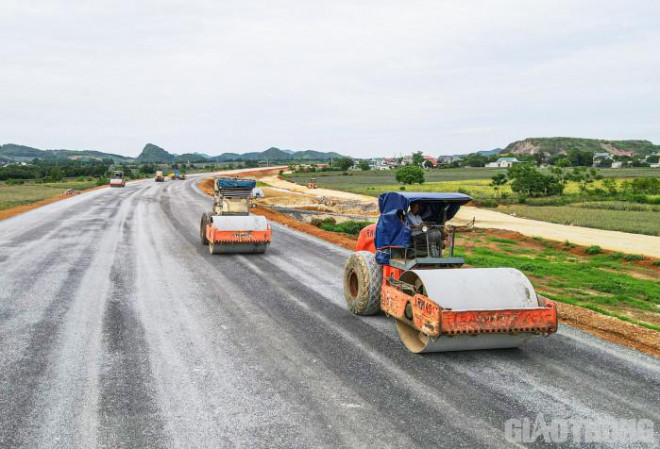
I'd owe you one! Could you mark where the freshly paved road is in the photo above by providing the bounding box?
[0,175,658,448]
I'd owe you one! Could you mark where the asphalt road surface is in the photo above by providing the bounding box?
[1,175,658,448]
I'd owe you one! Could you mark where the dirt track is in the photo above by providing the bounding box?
[261,176,660,258]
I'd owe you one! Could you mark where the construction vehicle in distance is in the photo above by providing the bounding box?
[155,171,165,182]
[109,171,126,187]
[306,178,317,189]
[343,192,557,353]
[200,177,271,254]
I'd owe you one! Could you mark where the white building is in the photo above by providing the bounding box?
[486,157,520,168]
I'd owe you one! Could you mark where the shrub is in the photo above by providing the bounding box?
[652,260,660,266]
[395,166,425,185]
[630,177,660,195]
[399,186,406,191]
[474,199,498,208]
[311,217,336,227]
[491,173,507,186]
[320,220,373,236]
[610,252,623,260]
[5,178,25,185]
[623,254,645,262]
[96,176,109,186]
[584,245,602,255]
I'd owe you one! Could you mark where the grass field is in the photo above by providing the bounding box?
[501,204,660,236]
[287,168,660,235]
[454,232,660,330]
[0,180,98,210]
[288,167,660,190]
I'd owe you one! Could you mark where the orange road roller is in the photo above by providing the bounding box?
[343,192,557,353]
[200,177,271,254]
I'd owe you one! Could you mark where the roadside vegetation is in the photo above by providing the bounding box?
[455,231,660,331]
[286,167,660,236]
[0,179,99,210]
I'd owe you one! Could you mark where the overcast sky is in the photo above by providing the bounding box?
[1,1,658,157]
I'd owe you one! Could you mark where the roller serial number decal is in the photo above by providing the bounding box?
[233,232,252,238]
[415,297,439,315]
[475,313,516,325]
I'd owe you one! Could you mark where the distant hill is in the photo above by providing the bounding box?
[210,147,343,162]
[136,143,175,163]
[175,153,210,163]
[0,144,44,160]
[503,138,660,157]
[0,143,133,163]
[475,148,502,156]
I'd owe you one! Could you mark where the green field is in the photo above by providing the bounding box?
[287,168,660,236]
[288,167,660,191]
[0,180,98,210]
[457,233,660,330]
[501,204,660,236]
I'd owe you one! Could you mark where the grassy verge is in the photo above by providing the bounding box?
[456,232,660,330]
[0,180,99,210]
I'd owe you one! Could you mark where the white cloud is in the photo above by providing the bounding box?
[0,0,658,157]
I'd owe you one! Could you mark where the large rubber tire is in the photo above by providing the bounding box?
[343,251,382,316]
[200,212,211,246]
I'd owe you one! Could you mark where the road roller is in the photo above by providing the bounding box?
[343,192,557,353]
[200,177,271,254]
[109,171,126,187]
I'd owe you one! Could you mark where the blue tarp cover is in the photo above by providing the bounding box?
[217,178,256,189]
[374,192,472,263]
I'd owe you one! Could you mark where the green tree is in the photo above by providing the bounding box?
[630,177,660,194]
[461,153,488,167]
[335,157,354,171]
[490,173,507,186]
[358,160,371,171]
[602,178,618,195]
[566,149,593,167]
[507,164,563,197]
[395,166,425,185]
[412,151,426,167]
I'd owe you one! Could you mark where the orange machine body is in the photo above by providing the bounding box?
[206,224,272,245]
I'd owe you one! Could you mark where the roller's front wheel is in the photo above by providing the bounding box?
[343,251,382,316]
[200,213,211,245]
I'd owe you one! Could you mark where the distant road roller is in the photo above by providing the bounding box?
[200,177,271,254]
[109,171,125,187]
[343,192,557,353]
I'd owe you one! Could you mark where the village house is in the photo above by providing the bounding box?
[485,157,520,168]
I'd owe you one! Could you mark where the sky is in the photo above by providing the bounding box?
[1,0,659,158]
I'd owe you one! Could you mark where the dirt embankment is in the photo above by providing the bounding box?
[199,177,659,358]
